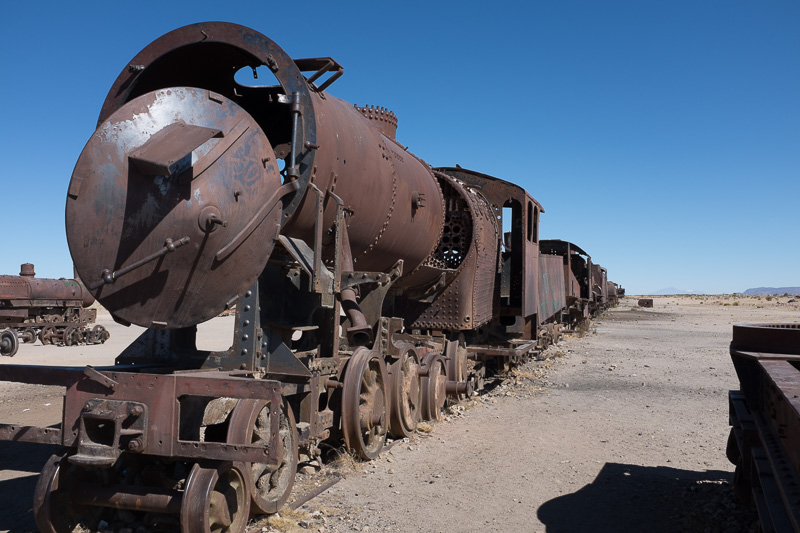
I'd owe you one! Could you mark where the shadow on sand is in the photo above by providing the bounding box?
[0,439,60,532]
[537,462,757,533]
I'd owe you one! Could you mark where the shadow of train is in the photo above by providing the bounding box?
[537,463,757,533]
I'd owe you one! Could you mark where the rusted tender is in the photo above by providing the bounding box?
[0,263,107,355]
[0,23,618,532]
[540,240,593,326]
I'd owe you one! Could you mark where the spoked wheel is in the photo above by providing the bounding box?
[63,325,81,346]
[0,329,19,357]
[22,327,38,344]
[90,325,110,344]
[341,347,389,460]
[39,326,56,345]
[388,345,422,438]
[33,452,101,533]
[420,353,447,421]
[227,398,298,515]
[181,461,250,533]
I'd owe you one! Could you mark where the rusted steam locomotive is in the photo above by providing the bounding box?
[0,263,108,356]
[0,23,619,532]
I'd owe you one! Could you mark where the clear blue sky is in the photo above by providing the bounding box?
[1,1,797,294]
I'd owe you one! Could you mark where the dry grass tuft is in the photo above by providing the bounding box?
[328,448,362,475]
[511,368,547,381]
[416,421,434,433]
[253,507,311,532]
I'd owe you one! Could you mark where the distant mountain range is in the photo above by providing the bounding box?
[641,286,800,296]
[743,287,800,295]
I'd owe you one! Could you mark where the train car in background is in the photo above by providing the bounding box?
[0,263,108,356]
[607,281,620,306]
[591,263,609,314]
[539,240,595,326]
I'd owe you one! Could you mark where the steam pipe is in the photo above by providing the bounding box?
[339,223,373,346]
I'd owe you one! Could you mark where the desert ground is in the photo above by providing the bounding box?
[1,294,798,532]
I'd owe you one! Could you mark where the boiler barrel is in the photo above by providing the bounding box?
[283,93,444,282]
[0,275,93,308]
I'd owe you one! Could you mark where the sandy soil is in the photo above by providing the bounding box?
[0,295,797,532]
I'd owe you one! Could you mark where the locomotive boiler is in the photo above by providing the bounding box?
[0,263,108,356]
[0,22,617,532]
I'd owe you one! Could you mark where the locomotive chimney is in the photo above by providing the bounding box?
[19,263,35,277]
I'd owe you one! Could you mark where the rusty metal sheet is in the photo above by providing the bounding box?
[538,254,566,323]
[732,323,800,356]
[540,239,591,301]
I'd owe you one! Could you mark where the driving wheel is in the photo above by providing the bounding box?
[227,398,297,514]
[341,347,389,459]
[388,345,422,438]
